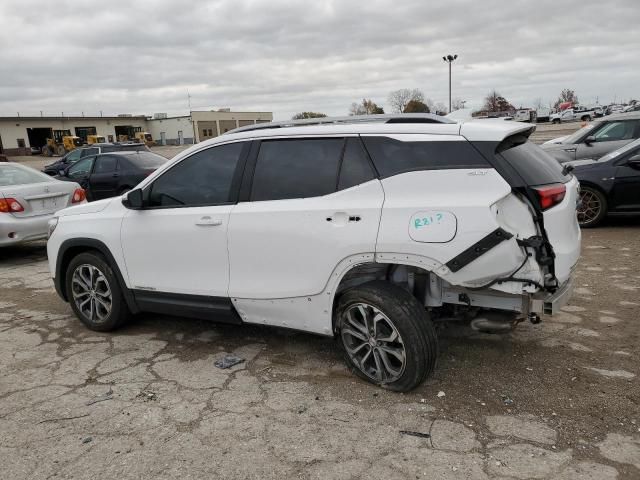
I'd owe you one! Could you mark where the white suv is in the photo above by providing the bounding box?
[47,114,581,391]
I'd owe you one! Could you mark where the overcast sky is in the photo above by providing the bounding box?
[0,0,638,119]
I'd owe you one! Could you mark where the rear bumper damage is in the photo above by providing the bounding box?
[530,277,574,315]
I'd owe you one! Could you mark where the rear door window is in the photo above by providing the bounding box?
[362,136,490,178]
[94,155,118,174]
[250,138,344,201]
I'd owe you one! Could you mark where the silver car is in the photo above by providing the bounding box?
[541,111,640,163]
[0,163,85,246]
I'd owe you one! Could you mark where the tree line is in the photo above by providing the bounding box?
[292,88,583,119]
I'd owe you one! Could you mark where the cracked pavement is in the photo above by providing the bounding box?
[1,222,639,479]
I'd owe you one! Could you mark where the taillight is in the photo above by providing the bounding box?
[0,197,25,213]
[533,184,566,211]
[72,188,86,203]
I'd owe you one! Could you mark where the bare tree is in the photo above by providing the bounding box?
[451,98,465,110]
[349,99,384,116]
[387,88,424,113]
[532,97,544,110]
[434,102,447,114]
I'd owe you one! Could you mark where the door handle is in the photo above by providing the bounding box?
[195,216,222,226]
[326,213,361,224]
[564,148,577,153]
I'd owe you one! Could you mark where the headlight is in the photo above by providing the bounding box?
[47,217,58,239]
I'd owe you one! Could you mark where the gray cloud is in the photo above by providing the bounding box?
[0,0,638,119]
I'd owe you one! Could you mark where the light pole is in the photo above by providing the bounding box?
[442,54,458,113]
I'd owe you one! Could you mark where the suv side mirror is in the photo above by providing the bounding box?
[628,154,640,169]
[584,135,596,145]
[122,188,144,209]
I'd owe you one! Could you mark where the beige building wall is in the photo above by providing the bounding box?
[0,110,273,154]
[0,116,147,154]
[147,116,196,145]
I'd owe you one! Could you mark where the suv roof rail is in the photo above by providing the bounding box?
[225,113,454,135]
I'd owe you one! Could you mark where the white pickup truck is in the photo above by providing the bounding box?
[550,108,595,124]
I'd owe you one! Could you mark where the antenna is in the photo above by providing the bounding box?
[187,91,192,113]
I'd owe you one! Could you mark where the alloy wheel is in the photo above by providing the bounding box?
[577,189,601,225]
[341,303,406,383]
[71,264,112,323]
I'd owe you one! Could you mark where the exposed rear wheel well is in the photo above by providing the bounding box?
[332,262,433,330]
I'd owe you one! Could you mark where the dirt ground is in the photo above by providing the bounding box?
[1,220,639,479]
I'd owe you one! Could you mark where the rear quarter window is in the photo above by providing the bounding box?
[362,136,490,178]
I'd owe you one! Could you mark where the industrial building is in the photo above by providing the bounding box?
[0,110,273,155]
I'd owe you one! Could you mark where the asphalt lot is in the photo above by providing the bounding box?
[1,121,639,479]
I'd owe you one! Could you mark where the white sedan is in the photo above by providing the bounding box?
[0,163,86,246]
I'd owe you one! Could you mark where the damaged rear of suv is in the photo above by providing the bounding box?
[47,114,580,392]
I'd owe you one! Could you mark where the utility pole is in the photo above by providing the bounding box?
[442,54,458,113]
[188,92,197,143]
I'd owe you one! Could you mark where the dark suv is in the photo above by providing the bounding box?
[42,143,150,176]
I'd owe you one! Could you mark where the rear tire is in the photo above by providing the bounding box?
[335,281,438,392]
[42,146,52,157]
[577,186,607,228]
[65,251,131,331]
[56,145,66,156]
[552,119,561,124]
[581,115,592,122]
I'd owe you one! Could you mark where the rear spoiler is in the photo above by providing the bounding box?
[459,121,536,143]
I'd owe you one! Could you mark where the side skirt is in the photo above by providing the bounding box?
[132,290,243,324]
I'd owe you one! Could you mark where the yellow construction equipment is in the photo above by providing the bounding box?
[87,135,106,144]
[42,130,83,156]
[135,131,154,146]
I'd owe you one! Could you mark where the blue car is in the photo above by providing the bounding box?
[569,138,640,227]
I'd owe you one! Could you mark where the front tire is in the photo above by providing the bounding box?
[577,186,607,227]
[552,119,561,124]
[335,281,438,392]
[581,115,592,122]
[66,251,131,331]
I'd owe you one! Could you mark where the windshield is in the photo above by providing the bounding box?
[597,138,640,162]
[0,164,52,186]
[560,123,596,144]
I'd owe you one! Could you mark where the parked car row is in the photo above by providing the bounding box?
[42,142,149,176]
[1,146,166,247]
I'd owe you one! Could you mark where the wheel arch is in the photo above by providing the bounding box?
[56,238,139,313]
[579,180,610,197]
[330,260,435,334]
